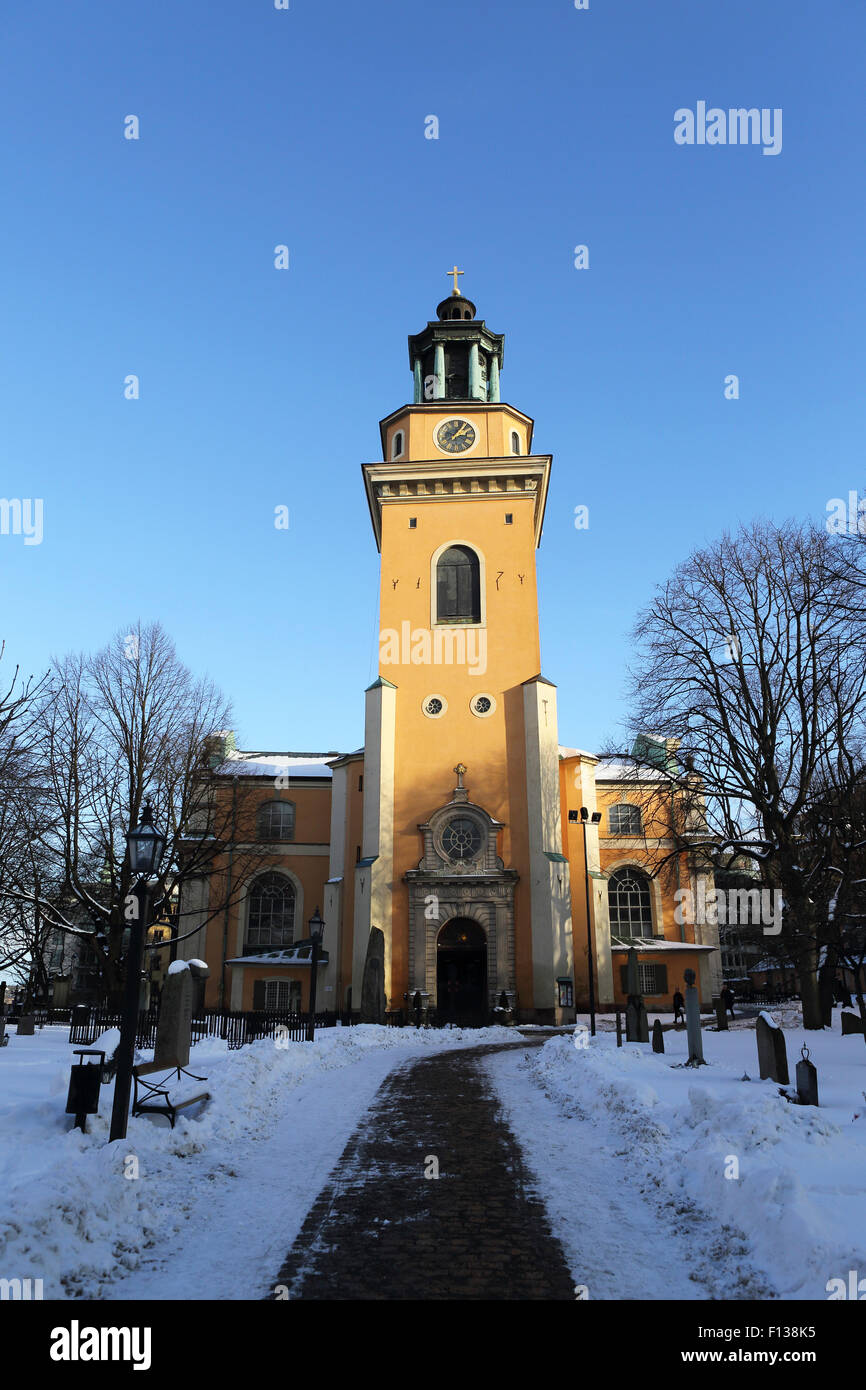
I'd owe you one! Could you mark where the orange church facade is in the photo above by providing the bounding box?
[177,286,721,1023]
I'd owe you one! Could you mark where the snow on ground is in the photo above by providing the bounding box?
[487,1009,866,1300]
[0,1021,513,1300]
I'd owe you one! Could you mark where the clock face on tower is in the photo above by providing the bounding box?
[435,418,477,454]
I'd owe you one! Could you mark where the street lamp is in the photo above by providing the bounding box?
[580,807,602,1036]
[306,907,324,1043]
[109,803,166,1143]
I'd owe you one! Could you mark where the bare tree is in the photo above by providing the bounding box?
[2,622,266,1004]
[613,519,866,1029]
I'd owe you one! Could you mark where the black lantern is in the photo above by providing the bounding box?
[126,802,166,878]
[308,906,324,941]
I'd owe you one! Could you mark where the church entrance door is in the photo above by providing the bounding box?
[436,918,487,1027]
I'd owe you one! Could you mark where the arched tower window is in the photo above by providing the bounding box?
[246,872,295,951]
[257,800,295,841]
[436,544,481,624]
[511,430,520,454]
[607,867,653,936]
[391,430,404,459]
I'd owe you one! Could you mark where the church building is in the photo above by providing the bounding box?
[178,279,722,1024]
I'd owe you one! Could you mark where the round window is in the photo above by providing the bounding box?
[441,816,483,862]
[470,693,496,718]
[422,694,447,719]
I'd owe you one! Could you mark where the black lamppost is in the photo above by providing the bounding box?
[109,803,166,1143]
[306,907,324,1043]
[580,807,602,1036]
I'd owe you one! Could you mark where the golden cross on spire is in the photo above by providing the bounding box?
[447,265,464,295]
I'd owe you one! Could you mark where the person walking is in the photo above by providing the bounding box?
[672,988,685,1026]
[720,983,736,1018]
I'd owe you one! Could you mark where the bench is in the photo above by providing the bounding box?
[131,1061,210,1128]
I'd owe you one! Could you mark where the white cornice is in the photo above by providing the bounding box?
[361,454,552,550]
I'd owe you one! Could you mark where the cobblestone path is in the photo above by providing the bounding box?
[269,1040,576,1300]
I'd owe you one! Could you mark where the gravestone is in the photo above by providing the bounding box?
[652,1019,665,1053]
[796,1046,819,1107]
[714,997,728,1031]
[360,928,386,1024]
[756,1011,789,1084]
[818,970,835,1028]
[625,948,649,1042]
[17,1014,35,1036]
[841,1011,865,1036]
[684,968,705,1065]
[154,963,197,1069]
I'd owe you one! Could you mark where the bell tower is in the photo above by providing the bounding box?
[353,275,574,1025]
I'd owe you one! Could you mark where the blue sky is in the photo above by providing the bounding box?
[1,0,862,755]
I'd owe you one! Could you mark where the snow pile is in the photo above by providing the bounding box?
[523,1026,866,1299]
[0,1022,514,1299]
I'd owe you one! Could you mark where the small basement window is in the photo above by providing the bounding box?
[409,517,417,529]
[505,513,513,525]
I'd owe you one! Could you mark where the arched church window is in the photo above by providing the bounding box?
[392,430,404,459]
[441,816,483,863]
[257,800,295,841]
[436,544,481,624]
[511,431,520,454]
[609,803,642,836]
[246,872,295,950]
[607,867,653,936]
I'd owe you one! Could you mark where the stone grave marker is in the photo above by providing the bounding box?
[756,1011,789,1085]
[154,960,207,1069]
[625,948,649,1042]
[841,1011,865,1036]
[651,1019,665,1053]
[796,1045,819,1107]
[714,996,728,1031]
[17,1014,35,1036]
[684,968,705,1065]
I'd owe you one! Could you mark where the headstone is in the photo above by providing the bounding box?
[652,1019,665,1053]
[17,1014,35,1036]
[756,1011,789,1084]
[684,968,705,1065]
[796,1046,819,1107]
[52,977,70,1008]
[715,997,728,1031]
[626,998,649,1042]
[360,928,386,1024]
[818,949,837,1028]
[615,1009,623,1048]
[154,964,194,1068]
[841,1010,865,1036]
[625,948,649,1042]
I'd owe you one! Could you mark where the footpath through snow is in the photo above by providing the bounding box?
[0,1022,513,1300]
[487,1014,866,1300]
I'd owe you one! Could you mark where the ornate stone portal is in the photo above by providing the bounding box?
[405,765,518,1015]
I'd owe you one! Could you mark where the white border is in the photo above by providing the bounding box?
[421,693,448,719]
[470,693,497,718]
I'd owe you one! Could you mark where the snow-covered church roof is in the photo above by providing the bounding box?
[216,751,339,780]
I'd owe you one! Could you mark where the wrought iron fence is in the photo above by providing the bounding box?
[67,1004,359,1051]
